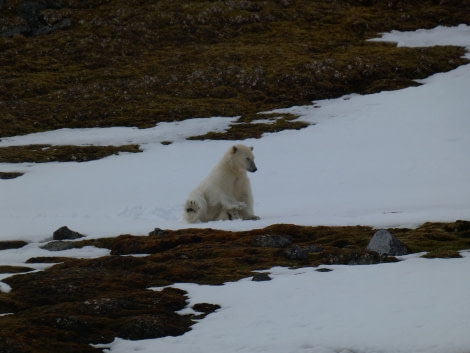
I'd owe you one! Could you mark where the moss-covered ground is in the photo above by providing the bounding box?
[1,0,470,140]
[0,144,141,163]
[1,1,469,162]
[1,221,470,352]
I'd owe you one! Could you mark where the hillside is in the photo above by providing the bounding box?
[1,0,470,140]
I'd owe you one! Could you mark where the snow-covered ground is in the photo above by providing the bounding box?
[1,25,470,353]
[101,252,470,353]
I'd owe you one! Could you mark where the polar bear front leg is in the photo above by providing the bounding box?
[215,208,240,221]
[221,194,247,211]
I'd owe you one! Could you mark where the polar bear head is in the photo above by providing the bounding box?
[229,144,257,173]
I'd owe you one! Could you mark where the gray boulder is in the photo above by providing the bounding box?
[366,229,408,256]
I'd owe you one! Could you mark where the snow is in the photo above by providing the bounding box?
[1,25,470,353]
[2,27,470,239]
[102,252,470,353]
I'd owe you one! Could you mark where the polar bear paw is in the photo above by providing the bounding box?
[227,209,240,220]
[247,215,260,220]
[185,200,199,214]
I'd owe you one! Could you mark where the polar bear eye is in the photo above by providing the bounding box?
[246,157,251,162]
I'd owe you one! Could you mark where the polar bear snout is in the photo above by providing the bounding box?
[247,160,257,173]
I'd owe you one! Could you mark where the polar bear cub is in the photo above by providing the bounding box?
[184,144,259,223]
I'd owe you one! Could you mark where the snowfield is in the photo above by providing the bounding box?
[102,252,470,353]
[1,25,470,353]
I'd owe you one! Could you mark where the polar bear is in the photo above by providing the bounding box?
[184,144,259,223]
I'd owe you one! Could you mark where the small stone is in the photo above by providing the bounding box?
[192,303,221,314]
[366,229,408,256]
[252,272,272,281]
[149,228,166,236]
[316,268,333,272]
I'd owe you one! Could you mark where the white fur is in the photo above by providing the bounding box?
[184,144,259,223]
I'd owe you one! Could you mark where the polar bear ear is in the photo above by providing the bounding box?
[232,145,238,154]
[250,146,254,151]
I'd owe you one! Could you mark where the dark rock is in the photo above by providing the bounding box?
[255,234,292,248]
[316,268,333,272]
[41,240,76,251]
[366,229,408,256]
[149,228,166,236]
[285,246,309,260]
[252,272,272,281]
[53,226,85,240]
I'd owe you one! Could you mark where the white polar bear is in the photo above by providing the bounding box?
[184,144,259,223]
